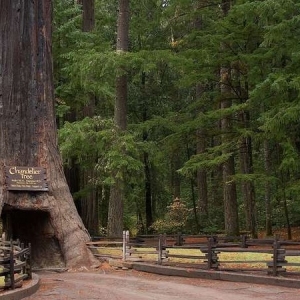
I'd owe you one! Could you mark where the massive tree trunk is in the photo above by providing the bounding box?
[107,0,130,237]
[0,0,97,268]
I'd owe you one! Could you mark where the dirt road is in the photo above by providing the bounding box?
[23,268,300,300]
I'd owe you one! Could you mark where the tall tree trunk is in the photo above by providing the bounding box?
[107,0,130,237]
[141,72,153,232]
[78,0,95,32]
[264,140,272,236]
[233,71,256,237]
[283,193,292,240]
[0,0,97,267]
[114,0,129,132]
[77,0,99,236]
[186,144,200,232]
[280,171,292,240]
[195,84,208,226]
[220,0,239,236]
[238,116,257,237]
[171,153,181,199]
[144,150,153,231]
[196,130,208,222]
[193,5,209,227]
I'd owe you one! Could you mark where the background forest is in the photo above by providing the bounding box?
[53,0,300,239]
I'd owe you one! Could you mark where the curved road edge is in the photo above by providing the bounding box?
[126,262,300,289]
[0,273,40,300]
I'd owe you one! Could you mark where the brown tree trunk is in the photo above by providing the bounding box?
[144,144,153,231]
[77,0,99,236]
[107,0,130,237]
[78,0,95,32]
[239,121,257,237]
[193,5,208,227]
[0,0,97,268]
[141,73,153,232]
[196,131,208,218]
[171,153,181,199]
[264,140,273,236]
[233,72,256,237]
[220,0,239,237]
[195,85,208,225]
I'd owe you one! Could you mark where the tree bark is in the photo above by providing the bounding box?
[232,66,256,237]
[78,0,95,32]
[114,0,129,131]
[0,0,97,268]
[195,84,208,225]
[264,140,273,236]
[239,112,257,237]
[144,147,153,231]
[141,72,153,232]
[193,5,208,227]
[77,0,99,236]
[220,0,239,237]
[107,0,130,237]
[171,153,181,199]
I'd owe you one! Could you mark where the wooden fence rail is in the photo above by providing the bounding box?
[0,239,31,290]
[89,231,300,277]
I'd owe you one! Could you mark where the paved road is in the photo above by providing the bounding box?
[23,269,300,300]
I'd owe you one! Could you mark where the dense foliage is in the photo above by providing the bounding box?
[54,0,300,237]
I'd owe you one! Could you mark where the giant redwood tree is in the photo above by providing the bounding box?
[0,0,97,267]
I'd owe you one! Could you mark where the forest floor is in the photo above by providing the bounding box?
[258,226,300,240]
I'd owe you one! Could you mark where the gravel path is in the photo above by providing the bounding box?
[23,268,300,300]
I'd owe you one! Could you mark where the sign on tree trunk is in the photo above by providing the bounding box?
[5,166,48,191]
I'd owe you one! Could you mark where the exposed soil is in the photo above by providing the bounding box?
[22,266,300,300]
[258,227,300,240]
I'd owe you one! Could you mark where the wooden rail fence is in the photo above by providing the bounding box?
[0,239,31,291]
[88,232,300,277]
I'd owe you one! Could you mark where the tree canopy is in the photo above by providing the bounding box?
[54,0,300,238]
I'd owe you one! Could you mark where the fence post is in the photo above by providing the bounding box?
[126,231,130,259]
[207,237,213,269]
[207,236,219,270]
[176,232,183,246]
[272,235,278,276]
[158,234,162,265]
[122,230,126,261]
[9,240,15,290]
[20,243,25,275]
[241,235,247,248]
[27,243,32,280]
[270,235,286,276]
